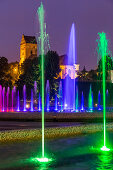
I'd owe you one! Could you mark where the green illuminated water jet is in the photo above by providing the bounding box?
[37,2,51,162]
[88,85,93,112]
[97,32,110,152]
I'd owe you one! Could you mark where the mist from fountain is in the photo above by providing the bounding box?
[46,80,50,112]
[17,90,20,112]
[55,94,58,111]
[11,89,14,112]
[59,81,63,112]
[64,23,77,111]
[81,92,84,112]
[23,85,26,111]
[30,89,34,112]
[7,87,10,112]
[0,85,2,111]
[75,85,79,112]
[2,87,5,112]
[88,85,93,112]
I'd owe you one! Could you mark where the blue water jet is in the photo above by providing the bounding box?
[23,85,27,111]
[46,80,50,112]
[59,81,63,112]
[38,93,41,111]
[55,94,58,111]
[64,23,77,111]
[81,92,85,112]
[98,90,101,110]
[30,89,34,112]
[17,90,20,112]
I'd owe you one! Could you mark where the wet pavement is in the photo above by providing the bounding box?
[0,121,83,131]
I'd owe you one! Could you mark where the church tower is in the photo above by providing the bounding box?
[20,34,37,64]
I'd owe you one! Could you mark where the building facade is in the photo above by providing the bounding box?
[20,35,79,79]
[20,35,37,64]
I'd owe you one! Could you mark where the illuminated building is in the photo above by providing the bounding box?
[59,55,79,79]
[20,35,79,79]
[20,34,37,64]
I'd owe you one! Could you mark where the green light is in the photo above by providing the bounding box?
[32,157,52,163]
[101,146,110,152]
[37,2,51,160]
[97,32,110,151]
[37,2,45,158]
[88,85,93,112]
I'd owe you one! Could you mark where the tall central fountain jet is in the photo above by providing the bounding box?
[64,23,77,111]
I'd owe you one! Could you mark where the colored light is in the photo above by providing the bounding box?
[88,85,93,112]
[17,90,20,112]
[64,23,77,110]
[30,89,34,111]
[32,157,52,163]
[65,104,67,107]
[75,85,79,112]
[97,32,111,151]
[26,104,30,109]
[101,146,110,152]
[55,94,58,111]
[38,2,50,158]
[81,91,84,111]
[59,81,63,111]
[46,80,50,112]
[23,85,27,112]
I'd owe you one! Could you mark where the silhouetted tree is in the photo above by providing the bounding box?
[16,57,40,98]
[0,57,12,87]
[97,55,113,80]
[45,51,60,98]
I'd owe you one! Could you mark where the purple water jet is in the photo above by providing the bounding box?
[2,87,5,112]
[0,85,2,111]
[38,93,41,111]
[7,87,10,112]
[64,23,77,111]
[46,80,50,112]
[55,94,58,111]
[12,88,14,112]
[30,89,34,112]
[81,91,85,112]
[23,85,26,111]
[17,90,20,112]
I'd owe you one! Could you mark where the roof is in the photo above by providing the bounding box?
[23,35,37,44]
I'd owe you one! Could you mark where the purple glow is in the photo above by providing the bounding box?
[98,90,101,110]
[2,87,5,112]
[64,23,77,111]
[55,94,58,111]
[38,93,41,111]
[12,88,14,112]
[81,91,85,111]
[59,81,63,111]
[17,90,20,112]
[7,87,10,112]
[0,85,2,111]
[23,85,27,112]
[46,80,50,112]
[30,89,34,112]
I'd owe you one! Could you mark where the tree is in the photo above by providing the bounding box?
[0,57,12,87]
[16,57,40,99]
[88,69,97,80]
[97,55,113,80]
[45,51,61,98]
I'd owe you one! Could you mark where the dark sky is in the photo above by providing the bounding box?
[0,0,113,70]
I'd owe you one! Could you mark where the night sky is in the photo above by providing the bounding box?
[0,0,113,70]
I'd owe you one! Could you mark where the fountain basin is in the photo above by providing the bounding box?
[0,132,113,169]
